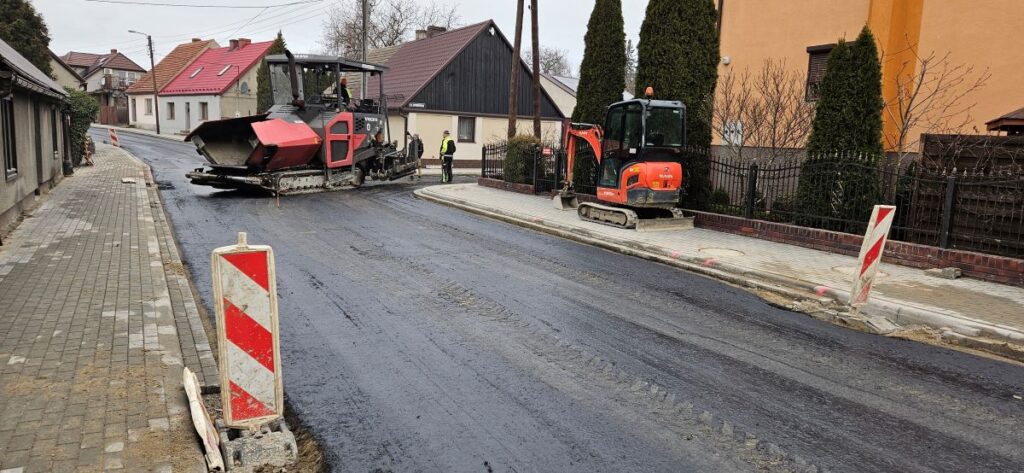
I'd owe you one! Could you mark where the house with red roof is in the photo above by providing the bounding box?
[350,21,564,167]
[158,39,272,134]
[127,38,218,133]
[60,48,146,125]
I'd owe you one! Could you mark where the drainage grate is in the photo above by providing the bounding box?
[156,181,175,190]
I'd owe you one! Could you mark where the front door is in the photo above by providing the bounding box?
[33,100,43,186]
[185,102,191,131]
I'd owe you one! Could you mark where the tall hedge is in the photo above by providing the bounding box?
[635,0,719,208]
[256,32,287,113]
[0,0,53,77]
[65,87,98,167]
[502,135,542,184]
[797,26,885,232]
[572,0,626,126]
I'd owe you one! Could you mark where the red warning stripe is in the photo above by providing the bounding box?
[860,237,886,276]
[230,380,275,420]
[223,251,270,291]
[224,298,275,372]
[875,206,894,227]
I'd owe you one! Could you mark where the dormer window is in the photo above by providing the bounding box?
[190,67,203,78]
[218,65,232,76]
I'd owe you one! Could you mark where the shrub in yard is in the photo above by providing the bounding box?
[710,188,730,206]
[502,135,542,185]
[65,87,99,167]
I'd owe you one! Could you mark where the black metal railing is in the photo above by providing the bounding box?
[481,141,1024,258]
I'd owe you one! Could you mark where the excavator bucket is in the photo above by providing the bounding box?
[553,192,579,211]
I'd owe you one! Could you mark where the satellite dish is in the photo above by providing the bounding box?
[240,82,250,94]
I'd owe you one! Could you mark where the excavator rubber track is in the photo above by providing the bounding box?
[577,202,693,232]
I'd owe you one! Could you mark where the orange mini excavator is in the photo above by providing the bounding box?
[553,88,694,231]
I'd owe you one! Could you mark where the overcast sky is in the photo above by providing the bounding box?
[35,0,650,76]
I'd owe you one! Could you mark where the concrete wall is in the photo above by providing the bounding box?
[716,0,1024,150]
[128,93,158,131]
[540,75,577,119]
[217,66,260,119]
[49,60,83,92]
[158,95,221,135]
[404,111,562,164]
[0,92,66,233]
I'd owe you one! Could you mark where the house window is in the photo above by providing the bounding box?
[190,67,203,79]
[723,120,744,146]
[457,116,476,143]
[167,102,176,120]
[145,98,153,115]
[218,65,232,76]
[199,102,209,121]
[2,97,17,178]
[805,44,835,102]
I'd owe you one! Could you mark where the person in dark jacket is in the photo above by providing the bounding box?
[439,130,456,183]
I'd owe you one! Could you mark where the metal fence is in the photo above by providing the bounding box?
[481,142,1024,258]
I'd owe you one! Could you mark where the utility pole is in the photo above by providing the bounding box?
[361,0,369,99]
[130,30,160,134]
[507,0,525,139]
[530,0,541,138]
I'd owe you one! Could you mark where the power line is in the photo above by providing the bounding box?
[83,0,321,8]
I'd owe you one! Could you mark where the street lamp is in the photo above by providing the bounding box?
[129,30,161,134]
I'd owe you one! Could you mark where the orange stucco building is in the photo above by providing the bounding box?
[717,0,1024,150]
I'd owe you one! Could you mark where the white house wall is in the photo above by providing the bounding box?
[158,95,221,135]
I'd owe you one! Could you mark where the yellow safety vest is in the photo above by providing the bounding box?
[440,136,454,155]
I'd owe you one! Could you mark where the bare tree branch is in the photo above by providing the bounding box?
[320,0,461,57]
[882,40,991,161]
[524,47,572,76]
[713,59,814,164]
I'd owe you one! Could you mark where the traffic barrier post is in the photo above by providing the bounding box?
[212,232,283,429]
[850,205,897,309]
[109,128,120,147]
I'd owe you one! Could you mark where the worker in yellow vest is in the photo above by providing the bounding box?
[439,130,456,183]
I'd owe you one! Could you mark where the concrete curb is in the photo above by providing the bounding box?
[414,186,1024,347]
[92,124,187,144]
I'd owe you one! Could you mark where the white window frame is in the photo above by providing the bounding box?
[457,116,476,143]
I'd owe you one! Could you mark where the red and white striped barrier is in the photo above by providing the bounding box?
[109,128,120,148]
[212,232,283,428]
[850,205,896,308]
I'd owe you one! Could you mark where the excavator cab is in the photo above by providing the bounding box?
[596,99,686,207]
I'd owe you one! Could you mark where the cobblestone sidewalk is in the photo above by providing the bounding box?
[419,184,1024,341]
[0,143,217,472]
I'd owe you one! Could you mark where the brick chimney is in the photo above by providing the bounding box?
[238,38,251,48]
[192,38,202,43]
[415,29,428,40]
[229,39,239,50]
[426,26,447,38]
[110,49,118,55]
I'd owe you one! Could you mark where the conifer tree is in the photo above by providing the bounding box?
[571,0,626,191]
[573,0,626,125]
[256,32,287,113]
[0,0,54,77]
[635,0,719,208]
[797,26,885,232]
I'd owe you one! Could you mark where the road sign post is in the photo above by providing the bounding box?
[212,232,283,429]
[850,205,897,309]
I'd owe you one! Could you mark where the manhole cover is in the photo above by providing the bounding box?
[698,247,745,258]
[832,266,889,279]
[156,181,175,190]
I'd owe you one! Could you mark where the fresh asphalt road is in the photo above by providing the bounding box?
[93,128,1024,472]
